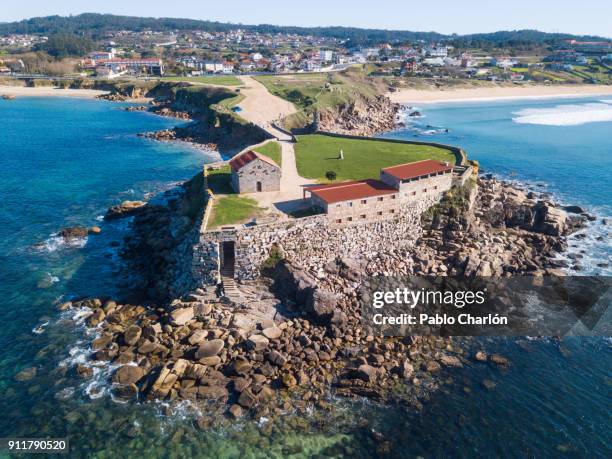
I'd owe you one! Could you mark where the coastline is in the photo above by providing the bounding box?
[0,85,109,99]
[387,84,612,105]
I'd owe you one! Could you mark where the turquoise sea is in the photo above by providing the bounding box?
[0,96,610,457]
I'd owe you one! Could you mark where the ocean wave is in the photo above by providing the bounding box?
[34,234,87,252]
[513,102,612,126]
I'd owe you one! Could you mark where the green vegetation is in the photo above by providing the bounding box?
[35,33,94,58]
[206,165,233,194]
[294,134,456,182]
[208,195,262,229]
[261,245,284,270]
[255,68,387,129]
[161,75,242,86]
[254,141,282,166]
[422,180,476,225]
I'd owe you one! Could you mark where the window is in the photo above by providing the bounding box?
[423,188,428,193]
[391,195,396,200]
[377,197,384,201]
[434,186,438,190]
[361,199,367,204]
[389,209,395,214]
[411,191,416,196]
[336,219,342,223]
[360,214,366,219]
[348,202,353,207]
[347,217,353,222]
[377,211,383,216]
[336,204,341,208]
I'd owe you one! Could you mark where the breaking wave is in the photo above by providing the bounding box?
[513,102,612,126]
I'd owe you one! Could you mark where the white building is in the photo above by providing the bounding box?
[319,50,334,61]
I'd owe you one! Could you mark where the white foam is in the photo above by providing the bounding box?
[513,102,612,126]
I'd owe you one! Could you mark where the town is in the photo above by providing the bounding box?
[1,16,611,85]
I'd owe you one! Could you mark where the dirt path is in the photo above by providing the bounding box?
[236,76,297,138]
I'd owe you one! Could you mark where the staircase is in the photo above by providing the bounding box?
[220,265,242,303]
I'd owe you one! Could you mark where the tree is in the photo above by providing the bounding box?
[36,33,94,58]
[325,171,337,182]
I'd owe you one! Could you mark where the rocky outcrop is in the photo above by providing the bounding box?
[317,95,400,136]
[104,201,147,220]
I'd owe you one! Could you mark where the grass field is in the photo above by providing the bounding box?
[161,75,242,86]
[294,134,456,182]
[206,165,233,194]
[208,195,262,228]
[254,68,387,129]
[254,141,282,166]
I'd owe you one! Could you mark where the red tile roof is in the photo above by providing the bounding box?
[307,179,396,204]
[229,150,280,171]
[382,159,452,181]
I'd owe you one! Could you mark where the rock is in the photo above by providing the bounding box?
[195,339,224,359]
[137,341,157,354]
[123,325,142,346]
[113,383,139,400]
[262,326,282,340]
[199,356,222,366]
[357,364,378,383]
[88,226,101,235]
[307,289,339,323]
[563,205,586,214]
[57,301,73,311]
[474,351,488,362]
[237,389,258,408]
[266,350,287,367]
[197,385,228,400]
[229,360,252,376]
[113,365,146,385]
[170,307,194,326]
[15,367,37,381]
[482,379,497,390]
[532,202,568,236]
[401,360,414,379]
[425,361,441,373]
[92,334,113,350]
[246,334,269,351]
[489,354,509,366]
[228,404,243,418]
[104,201,147,220]
[76,364,93,379]
[440,355,463,367]
[187,329,208,345]
[58,226,89,239]
[87,308,105,327]
[281,373,297,388]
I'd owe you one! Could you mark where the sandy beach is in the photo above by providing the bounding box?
[388,84,612,105]
[0,85,108,99]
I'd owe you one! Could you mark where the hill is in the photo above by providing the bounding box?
[0,14,607,46]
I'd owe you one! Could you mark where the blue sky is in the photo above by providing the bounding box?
[3,0,611,37]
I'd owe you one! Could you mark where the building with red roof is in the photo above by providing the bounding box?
[229,150,281,194]
[305,159,457,225]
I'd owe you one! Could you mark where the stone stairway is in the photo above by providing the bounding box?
[220,266,242,303]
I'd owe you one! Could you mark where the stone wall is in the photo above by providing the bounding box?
[196,195,440,285]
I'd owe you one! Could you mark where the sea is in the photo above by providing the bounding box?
[0,95,609,458]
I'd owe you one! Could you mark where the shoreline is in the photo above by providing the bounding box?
[387,84,612,105]
[0,85,109,99]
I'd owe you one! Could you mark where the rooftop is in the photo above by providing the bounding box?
[382,159,452,181]
[306,179,396,204]
[229,150,280,171]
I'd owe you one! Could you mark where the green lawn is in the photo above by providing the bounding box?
[208,195,262,229]
[294,134,456,182]
[161,75,242,86]
[206,165,233,194]
[254,141,282,166]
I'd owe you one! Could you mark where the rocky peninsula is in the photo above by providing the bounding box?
[59,171,591,423]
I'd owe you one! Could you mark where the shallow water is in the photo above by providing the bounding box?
[0,96,610,457]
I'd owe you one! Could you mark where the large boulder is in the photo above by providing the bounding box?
[104,201,147,220]
[169,307,194,326]
[532,202,568,236]
[195,339,224,359]
[113,365,146,385]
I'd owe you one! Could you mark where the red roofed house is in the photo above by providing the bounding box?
[229,150,281,193]
[305,159,455,225]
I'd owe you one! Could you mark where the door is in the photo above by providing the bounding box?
[256,181,262,192]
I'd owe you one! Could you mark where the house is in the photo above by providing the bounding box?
[229,150,281,193]
[306,159,457,225]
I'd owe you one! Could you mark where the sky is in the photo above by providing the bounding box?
[2,0,611,38]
